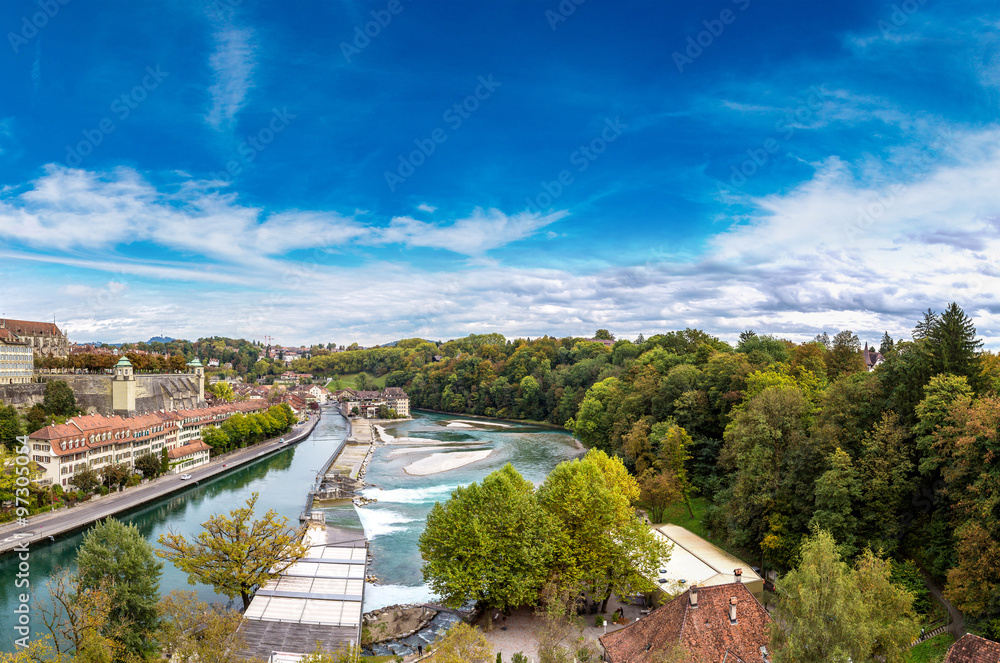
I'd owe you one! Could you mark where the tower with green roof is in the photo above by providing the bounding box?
[187,357,205,403]
[112,355,136,414]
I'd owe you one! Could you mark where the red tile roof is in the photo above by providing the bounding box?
[168,440,210,459]
[600,583,772,663]
[0,327,25,343]
[0,318,63,337]
[28,401,266,456]
[945,634,1000,663]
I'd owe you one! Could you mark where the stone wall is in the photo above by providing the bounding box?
[0,374,203,414]
[0,383,46,409]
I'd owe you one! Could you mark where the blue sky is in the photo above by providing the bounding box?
[1,0,999,347]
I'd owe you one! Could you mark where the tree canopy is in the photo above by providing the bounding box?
[75,518,163,656]
[157,492,308,609]
[419,464,558,621]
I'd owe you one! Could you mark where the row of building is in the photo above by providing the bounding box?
[27,400,270,488]
[337,387,410,418]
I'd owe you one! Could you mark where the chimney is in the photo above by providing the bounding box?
[735,568,742,583]
[689,585,698,608]
[729,597,737,625]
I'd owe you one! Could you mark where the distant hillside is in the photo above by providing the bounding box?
[148,335,175,343]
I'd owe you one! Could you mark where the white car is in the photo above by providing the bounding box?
[180,474,192,480]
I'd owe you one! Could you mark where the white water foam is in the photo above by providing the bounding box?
[361,484,463,504]
[363,583,438,611]
[355,508,420,538]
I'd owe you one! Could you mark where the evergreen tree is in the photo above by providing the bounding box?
[912,307,938,340]
[926,302,983,385]
[878,331,895,355]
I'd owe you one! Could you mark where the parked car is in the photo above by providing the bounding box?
[180,474,192,480]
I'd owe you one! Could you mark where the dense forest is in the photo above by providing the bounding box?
[292,304,1000,635]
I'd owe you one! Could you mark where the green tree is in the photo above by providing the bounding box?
[538,450,670,612]
[912,308,938,340]
[420,465,557,626]
[133,451,162,479]
[100,462,129,489]
[570,377,622,452]
[24,403,48,433]
[808,448,860,556]
[71,463,101,494]
[593,329,615,341]
[354,372,373,391]
[75,519,163,656]
[826,330,865,380]
[718,386,817,562]
[201,425,231,454]
[428,622,493,663]
[43,379,78,416]
[160,447,169,474]
[913,373,972,476]
[926,302,983,386]
[856,411,914,552]
[157,492,308,610]
[37,571,135,663]
[0,405,22,451]
[770,530,918,663]
[207,381,235,402]
[158,590,259,663]
[878,331,895,355]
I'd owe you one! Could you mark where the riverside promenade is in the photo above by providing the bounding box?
[0,411,321,555]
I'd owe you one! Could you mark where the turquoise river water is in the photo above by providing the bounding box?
[0,407,581,652]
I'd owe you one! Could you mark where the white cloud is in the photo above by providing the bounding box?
[417,203,436,213]
[9,122,1000,348]
[205,26,257,131]
[371,208,569,254]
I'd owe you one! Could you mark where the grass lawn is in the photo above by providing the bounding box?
[658,496,711,539]
[324,372,387,390]
[905,633,954,663]
[653,496,764,570]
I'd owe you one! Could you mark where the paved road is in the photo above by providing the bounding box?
[0,413,320,555]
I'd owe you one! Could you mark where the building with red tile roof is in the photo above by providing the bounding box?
[0,318,69,358]
[27,400,269,486]
[600,582,773,663]
[944,634,1000,663]
[338,388,410,418]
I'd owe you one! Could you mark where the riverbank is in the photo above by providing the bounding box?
[0,413,321,555]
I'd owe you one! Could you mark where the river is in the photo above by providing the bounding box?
[0,407,580,652]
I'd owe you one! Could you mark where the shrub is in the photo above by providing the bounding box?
[512,654,529,663]
[594,613,604,627]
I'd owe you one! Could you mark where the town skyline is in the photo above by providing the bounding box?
[2,1,998,347]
